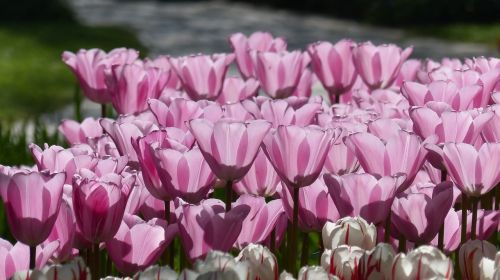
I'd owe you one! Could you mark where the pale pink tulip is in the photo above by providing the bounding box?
[144,55,182,90]
[42,199,75,262]
[59,117,104,145]
[233,150,280,197]
[217,77,260,104]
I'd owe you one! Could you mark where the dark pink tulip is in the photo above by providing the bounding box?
[100,116,159,162]
[154,146,215,204]
[0,171,65,246]
[307,40,357,99]
[170,54,234,101]
[144,55,182,90]
[72,172,135,243]
[148,98,203,131]
[262,125,337,187]
[279,178,339,231]
[229,31,287,79]
[352,42,412,89]
[255,51,308,99]
[391,182,454,243]
[106,214,178,275]
[410,106,493,144]
[189,118,271,181]
[217,77,260,104]
[345,130,434,191]
[233,150,280,197]
[105,62,171,114]
[177,198,249,261]
[441,142,500,197]
[42,199,75,262]
[401,80,482,110]
[62,48,139,104]
[324,173,404,225]
[59,117,104,145]
[232,195,285,249]
[0,239,59,278]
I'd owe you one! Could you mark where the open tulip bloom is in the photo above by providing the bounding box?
[1,32,500,278]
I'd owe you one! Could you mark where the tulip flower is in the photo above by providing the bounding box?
[251,99,322,128]
[391,246,453,279]
[106,214,178,275]
[59,117,104,145]
[133,265,178,280]
[430,209,461,253]
[229,31,287,79]
[170,53,235,100]
[144,55,182,90]
[479,252,500,280]
[352,42,412,89]
[323,124,365,176]
[324,173,403,225]
[217,77,260,104]
[233,150,280,197]
[42,199,76,262]
[62,48,139,104]
[307,40,357,103]
[177,199,250,261]
[292,69,314,98]
[184,251,251,280]
[298,266,338,280]
[237,244,279,280]
[322,217,377,250]
[254,51,309,99]
[459,240,497,280]
[148,98,204,131]
[357,243,396,280]
[482,106,500,143]
[14,257,90,280]
[321,245,365,279]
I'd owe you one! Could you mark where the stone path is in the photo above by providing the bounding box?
[68,0,496,59]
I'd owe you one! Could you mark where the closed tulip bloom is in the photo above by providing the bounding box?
[322,217,377,250]
[324,173,403,225]
[62,48,139,104]
[479,252,500,280]
[232,195,285,248]
[237,244,279,280]
[482,106,500,143]
[323,124,365,175]
[18,257,90,280]
[72,172,135,243]
[459,240,497,280]
[177,199,250,261]
[280,178,339,232]
[255,51,308,99]
[229,31,287,79]
[144,55,182,90]
[134,265,178,280]
[170,53,234,100]
[357,243,396,280]
[391,182,454,243]
[233,150,280,197]
[0,171,65,246]
[352,42,412,89]
[154,146,215,204]
[42,199,75,262]
[217,77,260,104]
[189,118,271,181]
[321,245,365,280]
[148,98,204,131]
[105,62,171,114]
[189,251,250,280]
[442,142,500,197]
[391,246,453,280]
[298,266,338,280]
[307,40,357,99]
[106,214,178,275]
[430,209,461,253]
[59,117,104,145]
[256,99,322,128]
[262,125,337,188]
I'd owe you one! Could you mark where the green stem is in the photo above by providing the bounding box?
[398,236,406,253]
[300,231,309,267]
[270,229,276,253]
[471,197,478,240]
[289,187,300,275]
[461,195,468,245]
[163,200,171,265]
[91,243,100,280]
[384,211,391,243]
[74,82,82,122]
[101,104,107,118]
[438,169,447,251]
[29,246,36,270]
[225,181,233,211]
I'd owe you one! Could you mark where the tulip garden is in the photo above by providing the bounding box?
[0,31,499,279]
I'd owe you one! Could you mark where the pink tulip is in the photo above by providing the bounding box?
[72,171,135,243]
[0,171,65,246]
[254,51,308,99]
[430,209,461,253]
[217,77,260,104]
[292,69,314,98]
[154,146,215,204]
[233,150,280,197]
[394,59,421,87]
[42,199,76,262]
[441,142,500,197]
[106,214,178,275]
[345,130,434,192]
[307,40,357,100]
[170,54,235,100]
[189,118,271,181]
[481,106,500,143]
[177,199,249,261]
[323,127,363,175]
[249,99,322,128]
[59,117,104,145]
[232,195,285,249]
[262,125,337,188]
[279,178,339,231]
[324,173,403,225]
[144,55,182,90]
[229,32,287,79]
[62,48,139,103]
[148,98,204,131]
[352,42,412,89]
[391,182,454,243]
[221,102,256,122]
[105,62,171,114]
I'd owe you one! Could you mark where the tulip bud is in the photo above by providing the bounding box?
[321,245,365,280]
[134,265,178,280]
[322,217,377,250]
[357,243,396,280]
[298,266,339,280]
[237,244,279,280]
[192,251,251,280]
[391,245,453,279]
[459,240,497,280]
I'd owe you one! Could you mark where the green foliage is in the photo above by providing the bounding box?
[408,23,500,47]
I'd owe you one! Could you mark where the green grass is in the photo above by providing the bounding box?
[408,22,500,47]
[0,22,147,122]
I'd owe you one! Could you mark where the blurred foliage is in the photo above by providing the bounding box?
[0,0,74,22]
[409,23,500,47]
